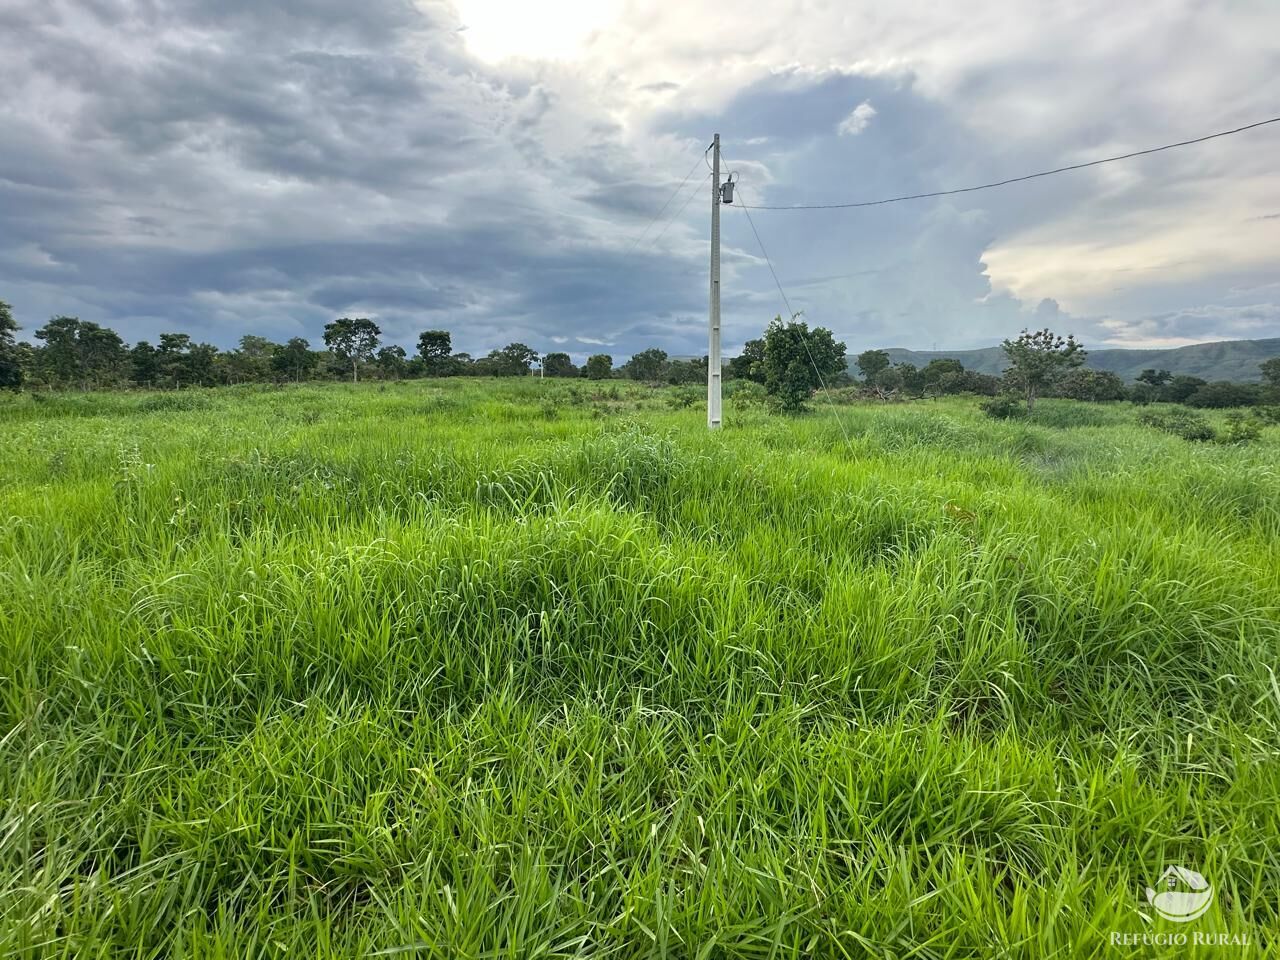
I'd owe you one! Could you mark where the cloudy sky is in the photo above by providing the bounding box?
[2,0,1279,360]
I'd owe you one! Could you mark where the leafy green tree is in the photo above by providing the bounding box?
[34,316,86,386]
[323,317,381,383]
[0,300,23,390]
[761,316,847,412]
[920,358,964,394]
[154,333,218,387]
[157,333,192,387]
[727,338,765,383]
[584,354,613,380]
[129,341,162,386]
[33,316,128,388]
[1054,368,1126,401]
[856,349,891,382]
[999,327,1085,411]
[271,338,317,382]
[1137,368,1172,388]
[1184,381,1261,409]
[1163,375,1207,404]
[79,322,128,388]
[376,345,408,379]
[216,335,278,384]
[896,362,925,396]
[1261,357,1280,402]
[667,357,706,385]
[416,330,452,376]
[487,342,539,377]
[622,348,669,382]
[542,352,577,377]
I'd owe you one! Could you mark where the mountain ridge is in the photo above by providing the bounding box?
[865,337,1280,382]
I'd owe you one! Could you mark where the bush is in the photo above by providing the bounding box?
[1137,409,1216,442]
[725,380,767,406]
[1185,381,1262,409]
[1217,412,1263,445]
[980,395,1025,420]
[665,386,701,409]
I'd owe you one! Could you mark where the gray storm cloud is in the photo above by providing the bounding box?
[1,0,1278,357]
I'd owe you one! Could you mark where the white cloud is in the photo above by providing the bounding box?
[837,101,877,136]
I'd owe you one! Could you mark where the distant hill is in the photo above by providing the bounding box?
[863,337,1280,382]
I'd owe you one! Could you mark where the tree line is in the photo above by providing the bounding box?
[0,305,713,390]
[2,301,1275,410]
[852,332,1280,411]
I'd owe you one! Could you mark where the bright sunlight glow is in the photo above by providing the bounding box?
[451,0,623,62]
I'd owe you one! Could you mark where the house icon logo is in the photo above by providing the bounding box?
[1145,866,1214,923]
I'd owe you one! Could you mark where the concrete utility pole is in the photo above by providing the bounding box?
[708,133,722,430]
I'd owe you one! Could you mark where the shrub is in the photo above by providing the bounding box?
[1217,412,1263,445]
[1137,409,1215,442]
[665,386,701,409]
[725,380,767,406]
[980,395,1025,420]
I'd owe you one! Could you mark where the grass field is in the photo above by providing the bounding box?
[2,379,1278,957]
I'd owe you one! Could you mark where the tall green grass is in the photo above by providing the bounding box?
[1,381,1278,956]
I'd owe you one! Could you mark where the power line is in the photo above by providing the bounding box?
[644,171,711,252]
[730,177,854,451]
[625,154,707,254]
[739,115,1280,211]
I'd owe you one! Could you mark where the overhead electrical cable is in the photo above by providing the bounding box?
[626,154,708,253]
[646,172,712,252]
[738,116,1280,210]
[729,176,855,451]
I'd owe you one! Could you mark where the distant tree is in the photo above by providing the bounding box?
[129,341,162,386]
[1163,375,1207,404]
[1128,382,1158,405]
[376,345,408,379]
[896,362,926,396]
[487,342,539,376]
[219,335,279,383]
[271,337,317,382]
[728,338,765,383]
[920,358,965,394]
[961,371,1002,396]
[79,322,128,388]
[183,342,219,387]
[0,300,23,390]
[1185,381,1262,409]
[417,330,452,376]
[156,333,192,387]
[667,357,706,385]
[33,316,128,388]
[34,316,86,386]
[449,352,475,375]
[856,349,891,382]
[1000,327,1085,411]
[762,315,847,412]
[584,354,613,380]
[622,348,670,382]
[13,342,36,388]
[323,317,381,382]
[1261,357,1280,402]
[1054,368,1127,402]
[542,352,578,377]
[240,335,278,379]
[1137,368,1172,388]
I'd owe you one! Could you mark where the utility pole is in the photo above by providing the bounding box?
[708,133,722,430]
